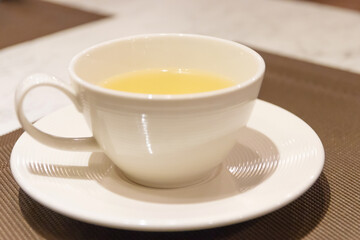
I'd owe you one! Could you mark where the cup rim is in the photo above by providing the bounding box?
[69,33,265,101]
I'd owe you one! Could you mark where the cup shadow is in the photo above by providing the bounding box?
[27,152,112,181]
[27,127,280,204]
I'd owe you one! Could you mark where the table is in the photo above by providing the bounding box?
[1,1,360,239]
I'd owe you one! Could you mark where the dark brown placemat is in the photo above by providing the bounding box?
[1,51,359,239]
[301,0,360,12]
[0,0,107,49]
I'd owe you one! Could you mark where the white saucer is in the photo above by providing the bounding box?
[11,100,324,231]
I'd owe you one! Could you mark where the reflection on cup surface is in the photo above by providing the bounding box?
[15,34,265,188]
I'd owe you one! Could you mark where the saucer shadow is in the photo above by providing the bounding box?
[18,173,330,239]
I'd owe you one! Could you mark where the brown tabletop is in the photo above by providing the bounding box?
[1,1,360,239]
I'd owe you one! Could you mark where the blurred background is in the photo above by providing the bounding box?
[0,0,359,134]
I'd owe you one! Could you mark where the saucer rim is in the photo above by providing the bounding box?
[10,99,325,231]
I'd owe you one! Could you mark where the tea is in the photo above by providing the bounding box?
[98,69,236,94]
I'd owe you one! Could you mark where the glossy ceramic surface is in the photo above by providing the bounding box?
[15,34,265,187]
[11,100,324,231]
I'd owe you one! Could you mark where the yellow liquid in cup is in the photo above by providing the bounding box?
[98,69,236,94]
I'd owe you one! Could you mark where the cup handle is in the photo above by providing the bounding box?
[15,73,101,152]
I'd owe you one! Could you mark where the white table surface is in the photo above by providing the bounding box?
[1,0,359,135]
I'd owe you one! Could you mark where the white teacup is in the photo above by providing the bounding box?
[15,34,265,188]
